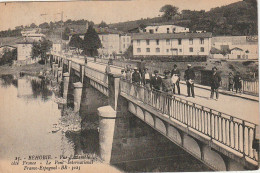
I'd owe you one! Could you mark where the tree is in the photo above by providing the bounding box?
[39,22,50,29]
[98,21,108,28]
[62,27,70,40]
[82,25,102,57]
[0,49,17,65]
[160,5,179,21]
[69,34,83,55]
[30,23,37,28]
[31,38,52,64]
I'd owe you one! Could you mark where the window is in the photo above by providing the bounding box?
[156,39,159,45]
[137,40,140,46]
[179,49,182,52]
[173,28,176,33]
[123,38,125,42]
[127,38,129,42]
[200,38,204,44]
[166,39,170,45]
[149,29,154,34]
[123,44,125,48]
[146,48,150,52]
[189,39,193,45]
[146,40,150,45]
[137,48,141,53]
[156,48,160,52]
[178,39,182,45]
[189,47,193,52]
[166,49,169,53]
[155,28,158,32]
[167,28,170,33]
[200,47,204,52]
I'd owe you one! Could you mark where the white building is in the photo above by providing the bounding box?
[132,32,212,57]
[144,23,189,34]
[52,43,62,53]
[17,41,33,61]
[21,28,45,42]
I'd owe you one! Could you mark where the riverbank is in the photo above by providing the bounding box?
[0,63,51,76]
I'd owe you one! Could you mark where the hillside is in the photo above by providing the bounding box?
[108,0,258,36]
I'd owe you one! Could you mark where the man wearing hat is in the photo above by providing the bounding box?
[151,70,162,91]
[210,67,221,100]
[184,64,195,97]
[132,67,141,84]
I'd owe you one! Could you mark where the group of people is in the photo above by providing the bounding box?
[108,60,243,101]
[228,72,243,93]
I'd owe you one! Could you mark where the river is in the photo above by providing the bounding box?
[0,74,211,172]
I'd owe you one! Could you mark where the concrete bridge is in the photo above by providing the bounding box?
[49,51,259,171]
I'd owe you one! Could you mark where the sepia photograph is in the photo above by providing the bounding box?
[0,0,259,172]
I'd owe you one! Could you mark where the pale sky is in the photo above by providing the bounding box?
[0,0,242,31]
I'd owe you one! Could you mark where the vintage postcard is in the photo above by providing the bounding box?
[0,0,259,172]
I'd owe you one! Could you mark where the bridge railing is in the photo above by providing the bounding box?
[84,66,108,87]
[120,79,258,162]
[242,80,259,96]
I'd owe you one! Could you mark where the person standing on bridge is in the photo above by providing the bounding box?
[162,70,174,94]
[105,61,112,74]
[210,67,222,100]
[171,64,181,95]
[138,59,146,81]
[184,64,195,98]
[234,72,242,93]
[151,70,162,91]
[132,67,141,84]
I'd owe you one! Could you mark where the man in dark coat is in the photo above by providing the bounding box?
[210,67,222,100]
[171,64,181,95]
[184,64,195,97]
[132,67,141,84]
[151,70,162,91]
[234,72,242,93]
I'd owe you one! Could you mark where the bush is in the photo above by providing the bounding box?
[38,59,45,65]
[242,61,255,66]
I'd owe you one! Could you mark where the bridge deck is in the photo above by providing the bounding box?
[67,57,259,124]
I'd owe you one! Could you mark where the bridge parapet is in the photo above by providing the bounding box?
[120,79,259,167]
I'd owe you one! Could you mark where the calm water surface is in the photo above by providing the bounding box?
[0,75,210,172]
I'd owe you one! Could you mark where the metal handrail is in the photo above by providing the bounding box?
[120,79,258,162]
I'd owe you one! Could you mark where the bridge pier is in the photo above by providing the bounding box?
[98,105,117,163]
[57,67,63,83]
[73,82,83,112]
[63,72,70,99]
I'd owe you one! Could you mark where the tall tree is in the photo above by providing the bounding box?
[98,21,109,28]
[31,38,52,64]
[62,27,70,40]
[69,34,83,55]
[30,23,37,28]
[83,25,102,57]
[160,5,179,21]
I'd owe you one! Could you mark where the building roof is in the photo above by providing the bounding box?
[132,32,212,40]
[16,38,35,44]
[230,47,243,51]
[95,27,124,35]
[0,45,17,49]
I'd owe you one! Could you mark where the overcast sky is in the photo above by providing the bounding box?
[0,0,242,31]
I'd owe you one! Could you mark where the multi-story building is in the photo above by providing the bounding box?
[119,34,131,53]
[132,32,212,57]
[21,28,45,41]
[95,28,131,58]
[144,22,189,34]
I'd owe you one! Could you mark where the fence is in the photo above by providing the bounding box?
[242,80,259,96]
[120,79,258,162]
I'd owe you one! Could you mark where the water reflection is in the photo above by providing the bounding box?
[31,78,52,101]
[0,74,18,88]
